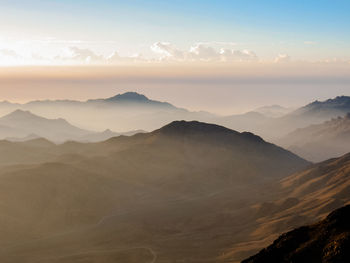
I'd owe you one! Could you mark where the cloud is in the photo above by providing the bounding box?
[274,54,291,63]
[151,42,186,60]
[219,48,258,62]
[151,42,258,62]
[64,46,104,63]
[107,51,145,63]
[189,44,219,61]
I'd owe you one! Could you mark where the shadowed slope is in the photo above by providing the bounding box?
[242,205,350,263]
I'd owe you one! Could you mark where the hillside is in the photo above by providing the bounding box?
[0,121,309,263]
[242,205,350,263]
[0,120,349,262]
[220,152,350,262]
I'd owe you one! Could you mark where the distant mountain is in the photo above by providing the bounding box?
[0,110,147,143]
[90,91,176,109]
[292,96,350,119]
[251,96,350,140]
[242,205,350,263]
[80,128,146,142]
[0,93,349,142]
[277,96,350,130]
[0,92,218,132]
[254,105,294,118]
[5,133,40,142]
[279,113,350,161]
[218,111,270,134]
[0,110,90,142]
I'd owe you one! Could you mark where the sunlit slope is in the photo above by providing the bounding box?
[221,153,350,262]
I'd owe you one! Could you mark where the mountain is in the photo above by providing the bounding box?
[0,121,309,263]
[219,111,270,134]
[279,113,350,162]
[0,110,90,142]
[254,105,294,118]
[292,96,350,120]
[242,204,350,263]
[80,128,146,142]
[0,110,146,143]
[241,96,350,141]
[273,96,350,134]
[219,152,350,262]
[0,94,349,139]
[90,91,176,109]
[5,133,41,142]
[0,92,219,132]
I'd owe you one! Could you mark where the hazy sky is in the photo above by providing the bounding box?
[0,0,349,113]
[0,0,349,64]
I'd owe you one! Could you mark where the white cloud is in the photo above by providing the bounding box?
[150,42,258,62]
[189,44,219,61]
[107,51,145,63]
[274,54,291,63]
[55,47,146,64]
[151,42,186,60]
[220,49,258,61]
[65,46,104,63]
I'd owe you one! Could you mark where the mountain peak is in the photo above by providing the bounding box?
[157,120,234,135]
[106,92,149,102]
[3,109,37,119]
[155,120,268,144]
[307,96,350,108]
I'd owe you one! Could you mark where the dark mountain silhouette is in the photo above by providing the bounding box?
[279,113,350,161]
[242,205,350,263]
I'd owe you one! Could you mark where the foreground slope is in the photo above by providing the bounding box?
[0,121,309,263]
[242,205,350,263]
[221,152,350,262]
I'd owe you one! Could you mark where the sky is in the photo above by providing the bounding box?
[0,0,349,113]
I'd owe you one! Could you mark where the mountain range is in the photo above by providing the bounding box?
[0,120,348,261]
[0,109,144,143]
[1,92,350,142]
[279,113,350,161]
[0,120,310,263]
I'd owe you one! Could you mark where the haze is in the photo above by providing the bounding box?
[1,1,350,263]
